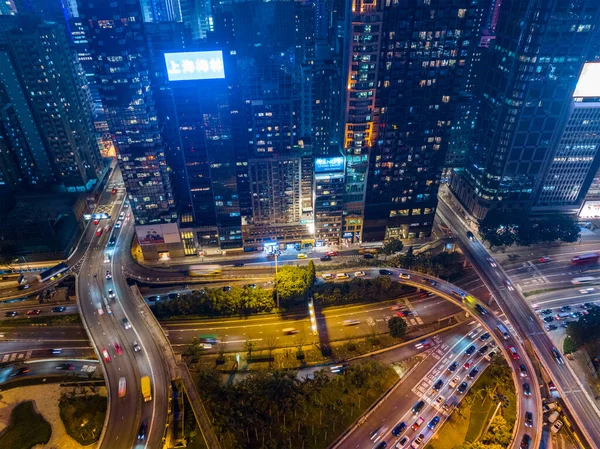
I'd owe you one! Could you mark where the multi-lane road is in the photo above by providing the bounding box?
[438,196,600,449]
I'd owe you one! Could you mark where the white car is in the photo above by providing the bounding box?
[115,221,122,229]
[486,257,497,267]
[579,288,595,294]
[108,289,115,299]
[354,271,366,277]
[103,254,110,264]
[449,375,461,389]
[551,420,563,434]
[434,395,445,407]
[97,306,104,315]
[343,319,360,326]
[504,279,514,291]
[321,273,333,280]
[336,273,349,279]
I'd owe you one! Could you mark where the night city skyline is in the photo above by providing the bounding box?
[0,1,599,449]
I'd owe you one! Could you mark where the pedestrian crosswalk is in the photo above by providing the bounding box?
[1,351,32,363]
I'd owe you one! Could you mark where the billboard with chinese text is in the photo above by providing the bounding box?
[164,51,225,81]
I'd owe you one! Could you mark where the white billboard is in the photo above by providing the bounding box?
[164,51,225,81]
[573,63,600,98]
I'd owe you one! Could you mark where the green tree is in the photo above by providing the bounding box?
[566,305,600,348]
[0,243,17,267]
[478,210,518,249]
[306,260,316,289]
[382,238,404,259]
[275,266,311,306]
[388,316,407,338]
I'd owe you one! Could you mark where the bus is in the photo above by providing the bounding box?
[188,265,222,276]
[141,376,152,402]
[571,277,596,285]
[37,262,69,283]
[358,243,383,255]
[199,334,219,344]
[572,253,599,265]
[496,324,510,340]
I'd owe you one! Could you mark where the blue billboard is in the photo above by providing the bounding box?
[315,157,344,173]
[164,51,225,81]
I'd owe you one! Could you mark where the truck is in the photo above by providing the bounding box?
[548,410,560,424]
[496,324,510,340]
[141,376,152,402]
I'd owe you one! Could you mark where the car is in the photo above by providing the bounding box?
[478,345,489,355]
[222,286,232,292]
[552,348,564,364]
[571,311,583,318]
[102,348,111,362]
[4,311,17,317]
[363,253,375,259]
[245,284,257,289]
[447,362,458,372]
[449,375,461,388]
[504,280,514,291]
[326,251,338,256]
[411,434,425,449]
[297,253,308,259]
[320,255,331,261]
[51,348,62,354]
[551,420,564,434]
[395,436,409,448]
[427,416,440,430]
[442,402,455,412]
[486,257,497,267]
[52,306,66,312]
[321,273,333,280]
[423,278,437,286]
[233,262,245,267]
[392,422,407,437]
[103,254,111,264]
[457,382,468,394]
[103,224,111,233]
[545,324,558,331]
[543,316,554,323]
[123,202,129,208]
[119,210,125,218]
[582,302,595,309]
[519,364,528,377]
[118,377,127,398]
[524,411,533,427]
[199,343,212,349]
[379,269,393,276]
[55,363,75,370]
[539,256,551,263]
[579,288,595,294]
[560,305,572,312]
[114,342,123,356]
[451,290,466,300]
[26,309,41,315]
[433,379,444,391]
[479,332,490,341]
[467,330,478,339]
[108,289,115,299]
[343,319,360,326]
[93,219,99,225]
[463,359,473,370]
[508,346,519,360]
[523,382,531,396]
[399,272,411,280]
[105,271,112,280]
[114,221,121,229]
[520,434,531,449]
[548,381,557,391]
[466,231,475,241]
[374,443,387,449]
[484,350,497,361]
[474,304,487,315]
[336,273,349,279]
[465,345,476,356]
[419,291,433,298]
[97,306,104,315]
[11,367,30,377]
[122,318,132,329]
[468,367,479,379]
[137,421,148,440]
[434,395,445,407]
[411,401,425,414]
[282,328,299,335]
[411,417,424,431]
[111,187,117,194]
[354,271,366,277]
[540,309,553,315]
[132,341,141,352]
[370,426,387,443]
[18,284,30,290]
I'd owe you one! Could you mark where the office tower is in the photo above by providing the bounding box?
[78,0,183,260]
[0,49,54,188]
[451,0,600,219]
[314,155,345,245]
[534,63,600,214]
[5,19,102,191]
[343,0,485,242]
[140,0,182,22]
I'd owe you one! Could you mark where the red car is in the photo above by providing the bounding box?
[463,358,473,370]
[26,309,41,315]
[93,219,99,225]
[102,348,112,362]
[326,251,338,256]
[508,346,519,360]
[114,342,123,356]
[111,188,117,194]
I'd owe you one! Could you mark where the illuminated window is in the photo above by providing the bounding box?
[442,96,450,103]
[412,208,422,215]
[458,9,466,18]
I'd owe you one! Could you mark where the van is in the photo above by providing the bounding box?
[321,273,333,280]
[336,273,349,279]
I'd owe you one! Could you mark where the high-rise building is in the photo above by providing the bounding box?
[451,0,600,219]
[343,0,486,242]
[78,0,183,259]
[5,18,102,191]
[534,63,600,214]
[314,155,345,244]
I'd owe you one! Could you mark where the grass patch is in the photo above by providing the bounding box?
[59,394,107,445]
[563,336,580,354]
[426,358,516,449]
[0,314,81,327]
[523,285,574,297]
[0,401,51,449]
[195,359,397,449]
